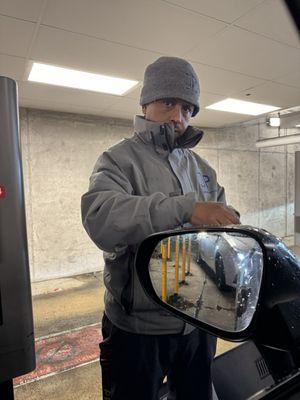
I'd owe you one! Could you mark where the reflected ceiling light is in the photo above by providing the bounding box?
[206,98,280,116]
[256,134,300,148]
[28,62,139,95]
[296,124,300,127]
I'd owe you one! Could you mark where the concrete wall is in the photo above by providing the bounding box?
[20,108,132,282]
[20,108,296,281]
[195,120,297,240]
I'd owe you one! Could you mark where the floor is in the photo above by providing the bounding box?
[13,240,300,399]
[14,273,104,400]
[13,272,237,400]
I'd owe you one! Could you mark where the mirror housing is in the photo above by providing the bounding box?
[136,225,300,349]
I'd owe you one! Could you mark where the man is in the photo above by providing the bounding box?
[81,56,240,400]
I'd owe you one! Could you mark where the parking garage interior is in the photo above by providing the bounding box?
[1,0,300,399]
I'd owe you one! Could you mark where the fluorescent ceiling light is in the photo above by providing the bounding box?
[206,98,280,116]
[28,62,139,95]
[256,134,300,148]
[296,124,300,127]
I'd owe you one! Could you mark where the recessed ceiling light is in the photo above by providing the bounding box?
[206,98,280,116]
[28,62,139,95]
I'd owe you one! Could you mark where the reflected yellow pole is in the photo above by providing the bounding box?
[161,243,167,302]
[187,236,192,275]
[160,240,163,256]
[167,238,171,260]
[174,237,180,295]
[181,237,186,283]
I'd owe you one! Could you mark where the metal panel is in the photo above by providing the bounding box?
[295,152,300,246]
[0,76,35,382]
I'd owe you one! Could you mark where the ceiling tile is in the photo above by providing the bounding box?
[3,0,296,128]
[234,0,300,48]
[0,54,26,80]
[124,84,142,101]
[0,15,36,57]
[102,97,141,115]
[41,0,227,55]
[0,0,45,22]
[163,0,263,23]
[275,69,300,89]
[199,91,225,108]
[30,26,159,81]
[192,108,252,128]
[184,26,300,80]
[18,81,118,110]
[192,62,265,95]
[236,82,300,109]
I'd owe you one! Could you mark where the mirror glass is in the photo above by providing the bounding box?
[149,231,263,332]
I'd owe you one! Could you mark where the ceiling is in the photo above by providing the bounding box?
[0,0,299,127]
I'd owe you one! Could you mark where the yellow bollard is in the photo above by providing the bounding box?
[160,240,163,257]
[161,243,168,302]
[181,237,186,283]
[174,237,180,295]
[187,236,192,275]
[167,237,171,260]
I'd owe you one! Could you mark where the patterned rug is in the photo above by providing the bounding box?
[14,324,102,386]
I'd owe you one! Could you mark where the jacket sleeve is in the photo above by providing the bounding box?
[81,152,196,252]
[217,183,226,203]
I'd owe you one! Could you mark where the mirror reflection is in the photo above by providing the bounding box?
[149,231,263,332]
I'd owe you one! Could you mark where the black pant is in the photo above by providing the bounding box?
[100,314,216,400]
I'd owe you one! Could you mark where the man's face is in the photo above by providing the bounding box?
[143,98,194,134]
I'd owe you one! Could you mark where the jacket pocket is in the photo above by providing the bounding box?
[103,250,134,314]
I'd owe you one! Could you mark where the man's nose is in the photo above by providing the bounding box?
[170,104,183,124]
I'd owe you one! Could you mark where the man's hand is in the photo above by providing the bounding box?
[190,202,240,226]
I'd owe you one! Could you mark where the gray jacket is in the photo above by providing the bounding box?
[81,116,226,334]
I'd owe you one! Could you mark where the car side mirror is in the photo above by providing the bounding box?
[135,227,264,341]
[135,226,300,349]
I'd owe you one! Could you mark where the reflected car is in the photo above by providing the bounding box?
[196,231,260,291]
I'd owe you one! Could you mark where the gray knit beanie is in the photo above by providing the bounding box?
[140,56,200,116]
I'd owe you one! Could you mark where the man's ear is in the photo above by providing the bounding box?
[142,105,147,115]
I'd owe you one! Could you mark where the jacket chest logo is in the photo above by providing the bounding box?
[200,174,210,189]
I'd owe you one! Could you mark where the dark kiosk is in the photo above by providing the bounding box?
[0,77,36,399]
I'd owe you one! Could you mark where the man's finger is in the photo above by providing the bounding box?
[222,207,240,224]
[216,212,240,226]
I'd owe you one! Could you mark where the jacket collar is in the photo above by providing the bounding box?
[134,115,203,155]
